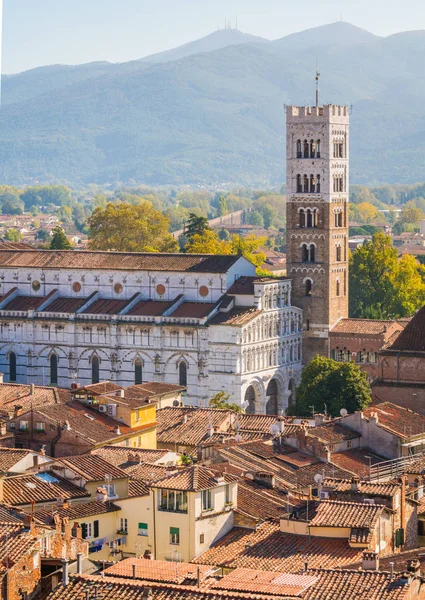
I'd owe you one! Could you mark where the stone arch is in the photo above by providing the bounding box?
[288,378,296,409]
[243,379,265,414]
[266,379,278,415]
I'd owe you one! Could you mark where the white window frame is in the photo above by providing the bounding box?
[202,489,213,511]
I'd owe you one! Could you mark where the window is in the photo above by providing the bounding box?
[336,280,340,297]
[202,489,213,511]
[179,361,187,387]
[105,483,116,498]
[159,489,188,513]
[9,352,16,382]
[303,175,309,193]
[35,422,45,432]
[296,174,302,193]
[306,319,310,331]
[138,522,148,536]
[225,484,231,504]
[347,440,353,449]
[134,358,143,385]
[50,354,58,385]
[119,518,128,533]
[299,208,305,227]
[19,420,29,432]
[82,522,93,539]
[303,139,309,158]
[91,356,100,384]
[296,139,302,158]
[305,280,312,296]
[170,527,180,545]
[200,533,205,544]
[336,246,342,262]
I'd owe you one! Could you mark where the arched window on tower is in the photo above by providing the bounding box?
[296,140,302,158]
[179,361,187,387]
[316,139,321,157]
[314,209,319,227]
[299,209,305,227]
[310,244,315,262]
[301,244,309,262]
[91,356,100,384]
[135,358,143,385]
[303,140,309,158]
[316,175,321,193]
[305,280,312,296]
[336,279,340,297]
[336,245,342,262]
[310,139,316,158]
[296,175,302,193]
[310,174,316,193]
[303,175,309,193]
[338,211,343,227]
[9,352,16,382]
[306,209,313,228]
[50,354,58,385]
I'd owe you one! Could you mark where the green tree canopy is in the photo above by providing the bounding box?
[185,213,210,241]
[49,226,73,250]
[209,391,244,413]
[4,228,22,242]
[288,356,372,418]
[87,202,178,253]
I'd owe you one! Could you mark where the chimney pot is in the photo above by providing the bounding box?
[62,559,69,586]
[77,552,83,575]
[0,373,4,384]
[132,563,137,580]
[30,383,35,395]
[362,551,379,571]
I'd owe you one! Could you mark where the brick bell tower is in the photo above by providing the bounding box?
[285,101,349,364]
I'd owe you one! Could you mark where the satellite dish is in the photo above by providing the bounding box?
[314,473,324,485]
[270,424,280,435]
[340,408,348,417]
[173,400,180,407]
[235,434,242,442]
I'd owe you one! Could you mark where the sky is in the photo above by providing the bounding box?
[2,0,425,74]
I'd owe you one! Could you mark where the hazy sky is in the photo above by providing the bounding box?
[3,0,425,73]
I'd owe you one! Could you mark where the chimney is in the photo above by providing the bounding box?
[276,417,285,434]
[142,588,153,599]
[390,562,395,579]
[369,412,379,425]
[77,552,83,575]
[206,423,214,438]
[13,405,23,418]
[120,389,125,399]
[182,414,188,424]
[314,414,326,426]
[114,425,121,435]
[62,559,69,586]
[132,563,137,580]
[304,560,309,572]
[407,559,421,576]
[30,383,36,395]
[63,420,71,431]
[362,551,379,571]
[350,476,360,492]
[0,373,4,384]
[96,487,108,503]
[40,445,46,456]
[143,549,152,560]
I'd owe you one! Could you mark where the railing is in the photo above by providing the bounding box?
[369,451,425,482]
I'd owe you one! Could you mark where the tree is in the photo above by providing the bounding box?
[185,230,231,254]
[88,202,178,253]
[185,213,210,241]
[218,228,230,241]
[351,202,380,224]
[230,234,266,267]
[4,228,21,242]
[209,391,244,413]
[35,228,51,242]
[288,356,372,418]
[217,196,228,217]
[248,211,264,228]
[1,192,24,215]
[50,226,73,250]
[262,206,275,229]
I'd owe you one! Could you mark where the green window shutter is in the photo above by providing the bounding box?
[138,523,148,530]
[395,528,404,547]
[170,527,179,535]
[93,520,99,538]
[81,523,87,539]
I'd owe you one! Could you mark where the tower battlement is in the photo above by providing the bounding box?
[286,104,349,123]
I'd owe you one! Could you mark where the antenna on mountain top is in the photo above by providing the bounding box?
[315,65,320,107]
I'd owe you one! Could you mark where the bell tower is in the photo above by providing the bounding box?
[285,103,349,364]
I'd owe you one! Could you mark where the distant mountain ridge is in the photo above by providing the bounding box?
[1,22,425,186]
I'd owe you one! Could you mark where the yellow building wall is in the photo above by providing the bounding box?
[115,495,154,557]
[130,404,157,429]
[309,526,351,539]
[69,511,120,561]
[85,478,129,500]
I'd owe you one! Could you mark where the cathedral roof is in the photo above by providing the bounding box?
[0,249,243,273]
[385,304,425,352]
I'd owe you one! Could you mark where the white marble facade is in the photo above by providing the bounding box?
[0,251,302,413]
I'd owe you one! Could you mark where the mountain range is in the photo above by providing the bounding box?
[1,22,425,187]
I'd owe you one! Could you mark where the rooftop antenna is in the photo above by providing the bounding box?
[315,65,320,108]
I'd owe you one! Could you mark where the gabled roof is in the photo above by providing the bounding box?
[309,500,386,528]
[362,402,425,438]
[0,383,70,415]
[3,472,89,506]
[331,318,396,335]
[323,478,400,497]
[385,304,425,352]
[91,446,170,470]
[207,307,261,326]
[51,454,129,482]
[104,558,214,584]
[34,500,121,524]
[151,466,238,492]
[329,449,383,478]
[0,447,50,472]
[307,421,360,444]
[0,250,242,273]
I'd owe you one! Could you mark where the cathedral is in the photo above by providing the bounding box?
[0,103,349,413]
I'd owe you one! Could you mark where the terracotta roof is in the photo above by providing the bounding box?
[171,302,217,318]
[3,472,89,506]
[329,450,383,478]
[127,463,172,483]
[104,559,214,584]
[2,294,49,311]
[0,383,69,416]
[127,299,174,316]
[82,298,131,315]
[25,400,155,446]
[128,479,150,497]
[77,382,123,395]
[91,446,170,469]
[0,448,48,472]
[0,250,241,273]
[331,318,395,335]
[386,305,425,352]
[156,407,232,446]
[125,383,185,398]
[310,500,385,528]
[237,479,299,520]
[208,307,261,326]
[307,422,360,444]
[362,402,425,438]
[235,414,286,433]
[42,296,88,313]
[193,521,364,571]
[226,276,256,295]
[151,466,238,491]
[34,500,121,524]
[213,568,318,596]
[0,523,38,568]
[324,478,401,497]
[51,454,129,481]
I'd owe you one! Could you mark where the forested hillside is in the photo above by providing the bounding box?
[1,22,425,186]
